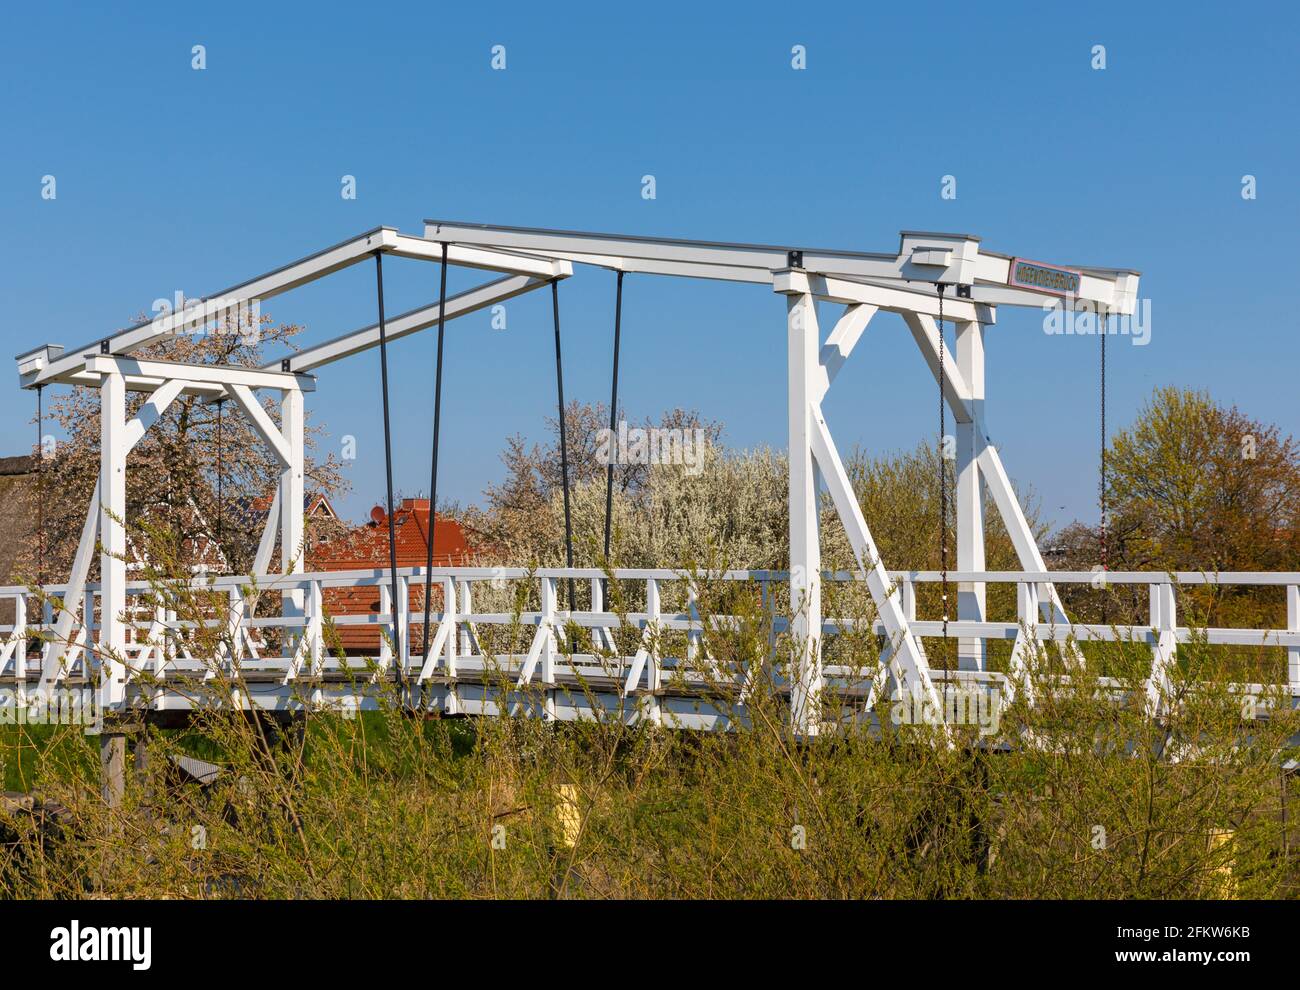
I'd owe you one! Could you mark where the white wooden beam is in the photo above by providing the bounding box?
[775,270,993,323]
[252,488,281,576]
[387,235,572,280]
[902,312,975,423]
[906,310,1079,647]
[425,219,1138,312]
[227,383,292,467]
[279,389,305,658]
[41,482,99,684]
[273,274,545,373]
[25,227,397,388]
[81,356,313,393]
[977,443,1077,640]
[812,304,876,405]
[808,407,947,738]
[99,370,127,707]
[122,379,188,454]
[787,292,823,736]
[955,320,987,671]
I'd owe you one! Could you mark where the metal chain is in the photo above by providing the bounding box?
[216,397,224,547]
[938,285,948,642]
[1099,304,1107,573]
[36,384,44,587]
[1099,304,1108,625]
[552,278,576,608]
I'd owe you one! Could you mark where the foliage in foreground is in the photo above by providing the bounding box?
[3,617,1297,900]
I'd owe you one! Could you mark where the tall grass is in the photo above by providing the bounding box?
[3,559,1298,899]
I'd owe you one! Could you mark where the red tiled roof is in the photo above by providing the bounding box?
[310,499,473,653]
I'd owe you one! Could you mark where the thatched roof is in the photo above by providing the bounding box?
[0,456,36,621]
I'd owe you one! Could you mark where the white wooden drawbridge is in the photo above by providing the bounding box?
[7,221,1298,739]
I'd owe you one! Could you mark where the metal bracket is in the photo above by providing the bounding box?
[787,250,803,269]
[281,358,291,372]
[956,284,973,299]
[100,340,111,354]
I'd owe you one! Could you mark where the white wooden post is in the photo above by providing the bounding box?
[1147,581,1177,712]
[308,578,324,678]
[590,577,614,654]
[280,388,305,658]
[787,290,822,736]
[13,594,27,705]
[444,576,460,715]
[218,585,242,677]
[150,602,169,703]
[1008,580,1039,704]
[1288,585,1299,698]
[42,597,53,670]
[163,607,176,681]
[378,582,393,671]
[99,369,127,709]
[457,579,473,657]
[900,577,916,622]
[761,578,776,663]
[686,584,701,668]
[541,575,556,721]
[955,320,987,671]
[644,577,661,726]
[396,574,410,687]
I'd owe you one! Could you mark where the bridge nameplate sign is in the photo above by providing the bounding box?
[1007,258,1081,295]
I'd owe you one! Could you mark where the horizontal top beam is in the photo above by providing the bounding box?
[425,218,899,280]
[17,228,570,391]
[74,355,315,394]
[425,219,1142,314]
[20,227,395,390]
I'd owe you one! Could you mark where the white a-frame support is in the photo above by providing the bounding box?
[39,358,313,695]
[41,375,191,692]
[777,269,1082,736]
[782,286,947,738]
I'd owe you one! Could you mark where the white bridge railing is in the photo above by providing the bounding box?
[1,567,1298,725]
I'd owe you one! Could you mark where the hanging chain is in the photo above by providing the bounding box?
[36,384,44,587]
[552,277,576,608]
[937,285,948,643]
[1099,304,1108,624]
[1099,304,1107,573]
[216,397,224,548]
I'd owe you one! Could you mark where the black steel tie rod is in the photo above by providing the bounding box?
[603,271,624,570]
[421,243,449,673]
[373,251,405,698]
[552,278,576,607]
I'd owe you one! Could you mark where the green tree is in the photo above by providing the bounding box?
[1055,386,1300,629]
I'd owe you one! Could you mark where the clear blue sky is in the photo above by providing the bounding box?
[2,1,1297,537]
